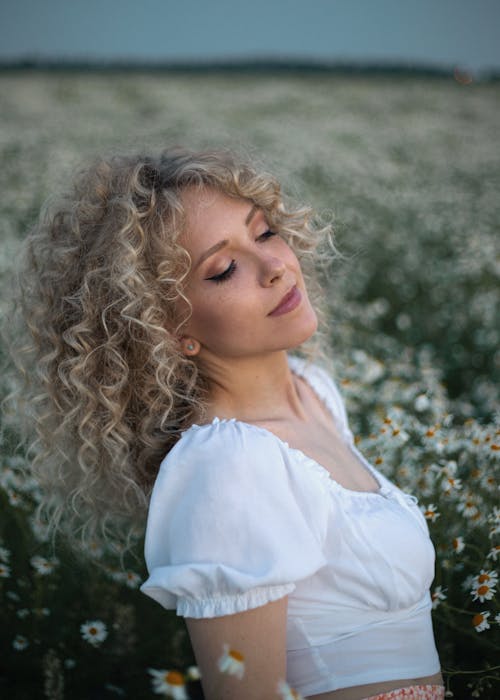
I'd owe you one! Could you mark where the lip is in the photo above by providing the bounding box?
[268,285,302,317]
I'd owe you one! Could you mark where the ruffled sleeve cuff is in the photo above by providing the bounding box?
[156,583,295,618]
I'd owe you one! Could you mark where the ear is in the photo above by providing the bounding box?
[181,337,201,357]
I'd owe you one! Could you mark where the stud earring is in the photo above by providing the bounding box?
[183,338,200,356]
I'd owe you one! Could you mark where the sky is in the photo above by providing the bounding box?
[1,0,499,74]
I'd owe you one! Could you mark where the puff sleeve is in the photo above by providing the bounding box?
[140,419,328,618]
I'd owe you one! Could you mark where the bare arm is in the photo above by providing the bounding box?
[186,595,289,700]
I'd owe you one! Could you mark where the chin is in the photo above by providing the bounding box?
[286,314,318,349]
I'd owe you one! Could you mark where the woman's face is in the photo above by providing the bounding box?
[178,186,318,361]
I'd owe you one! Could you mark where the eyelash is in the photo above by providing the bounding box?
[206,230,277,284]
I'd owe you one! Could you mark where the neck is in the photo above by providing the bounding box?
[199,350,306,423]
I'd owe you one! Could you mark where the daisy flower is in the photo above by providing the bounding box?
[277,679,305,699]
[0,546,11,562]
[0,562,11,578]
[487,545,500,562]
[457,497,479,519]
[218,644,245,680]
[441,475,462,494]
[148,669,187,699]
[30,555,58,575]
[80,620,108,646]
[470,570,498,603]
[451,536,465,554]
[122,571,141,589]
[431,585,447,609]
[421,503,440,522]
[472,611,490,632]
[13,635,29,650]
[471,581,496,603]
[473,569,499,587]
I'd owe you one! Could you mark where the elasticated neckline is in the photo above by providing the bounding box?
[184,355,392,499]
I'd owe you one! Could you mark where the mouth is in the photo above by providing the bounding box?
[268,285,302,317]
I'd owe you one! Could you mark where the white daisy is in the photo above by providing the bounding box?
[421,503,440,522]
[471,581,496,603]
[472,569,499,587]
[80,620,108,646]
[30,555,58,576]
[431,585,447,609]
[13,634,29,650]
[472,611,490,632]
[470,570,498,602]
[488,545,500,561]
[148,669,188,699]
[441,475,462,494]
[121,571,141,589]
[218,644,245,680]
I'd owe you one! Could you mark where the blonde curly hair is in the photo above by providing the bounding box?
[14,146,336,553]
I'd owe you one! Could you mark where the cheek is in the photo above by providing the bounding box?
[188,288,256,338]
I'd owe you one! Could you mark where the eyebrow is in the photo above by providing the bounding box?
[194,204,260,269]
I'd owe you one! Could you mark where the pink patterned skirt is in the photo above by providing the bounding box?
[363,685,445,700]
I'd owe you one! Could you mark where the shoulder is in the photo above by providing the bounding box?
[288,355,350,431]
[155,418,288,498]
[142,418,328,616]
[150,416,330,520]
[145,417,328,561]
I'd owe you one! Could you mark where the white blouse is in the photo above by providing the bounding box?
[141,356,441,696]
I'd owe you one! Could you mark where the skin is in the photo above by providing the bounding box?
[178,186,443,700]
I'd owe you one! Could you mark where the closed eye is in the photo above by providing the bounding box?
[206,260,236,284]
[258,229,277,241]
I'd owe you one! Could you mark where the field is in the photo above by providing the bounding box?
[0,70,499,699]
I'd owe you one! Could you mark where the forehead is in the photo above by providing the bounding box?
[180,186,254,241]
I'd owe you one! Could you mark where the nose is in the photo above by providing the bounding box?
[260,253,286,286]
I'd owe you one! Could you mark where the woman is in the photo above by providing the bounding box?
[18,147,444,699]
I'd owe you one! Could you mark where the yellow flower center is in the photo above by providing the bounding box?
[165,671,185,686]
[477,585,490,596]
[229,649,244,662]
[472,613,484,626]
[478,574,490,583]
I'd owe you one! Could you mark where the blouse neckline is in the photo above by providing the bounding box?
[183,356,391,499]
